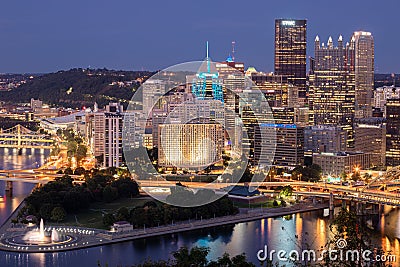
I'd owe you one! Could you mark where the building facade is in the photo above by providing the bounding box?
[313,152,380,176]
[158,123,224,169]
[304,125,347,156]
[354,122,386,166]
[258,124,304,168]
[386,99,400,166]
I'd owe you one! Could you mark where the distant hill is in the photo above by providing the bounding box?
[0,68,154,109]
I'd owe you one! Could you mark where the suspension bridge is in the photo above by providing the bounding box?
[0,124,54,149]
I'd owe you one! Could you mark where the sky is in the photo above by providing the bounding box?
[0,0,398,73]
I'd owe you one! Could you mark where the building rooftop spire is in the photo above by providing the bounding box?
[327,36,333,46]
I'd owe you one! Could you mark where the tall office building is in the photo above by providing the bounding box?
[274,19,307,101]
[349,31,374,118]
[309,35,355,147]
[258,124,304,168]
[386,99,400,166]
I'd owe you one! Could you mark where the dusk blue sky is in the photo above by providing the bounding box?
[0,0,398,73]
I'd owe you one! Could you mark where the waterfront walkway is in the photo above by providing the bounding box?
[0,202,328,253]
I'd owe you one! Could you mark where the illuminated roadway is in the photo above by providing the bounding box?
[137,179,400,207]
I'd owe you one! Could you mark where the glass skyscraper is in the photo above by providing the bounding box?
[274,19,307,101]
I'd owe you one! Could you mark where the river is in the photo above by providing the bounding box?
[0,148,398,267]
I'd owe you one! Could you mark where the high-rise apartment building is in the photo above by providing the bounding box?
[274,19,307,101]
[92,103,124,167]
[104,112,123,167]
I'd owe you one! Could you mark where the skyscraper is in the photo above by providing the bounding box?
[349,31,374,118]
[274,19,307,101]
[309,35,355,147]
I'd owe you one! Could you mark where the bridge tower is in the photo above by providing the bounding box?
[5,180,13,197]
[329,192,334,211]
[17,124,22,149]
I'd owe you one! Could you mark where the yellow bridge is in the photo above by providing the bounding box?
[0,124,54,149]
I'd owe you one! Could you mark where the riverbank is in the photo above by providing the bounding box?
[0,202,329,253]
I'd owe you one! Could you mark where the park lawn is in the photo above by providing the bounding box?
[48,197,152,230]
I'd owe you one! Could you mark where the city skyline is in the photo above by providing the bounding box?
[0,0,399,73]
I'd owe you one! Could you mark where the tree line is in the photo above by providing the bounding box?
[103,187,239,228]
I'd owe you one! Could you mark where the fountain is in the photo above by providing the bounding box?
[22,219,49,244]
[19,219,65,245]
[2,218,78,250]
[51,229,60,242]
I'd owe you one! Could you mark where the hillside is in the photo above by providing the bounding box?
[0,68,154,108]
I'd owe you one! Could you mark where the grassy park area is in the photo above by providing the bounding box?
[50,197,151,230]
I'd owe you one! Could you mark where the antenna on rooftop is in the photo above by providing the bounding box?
[231,41,236,62]
[206,41,210,73]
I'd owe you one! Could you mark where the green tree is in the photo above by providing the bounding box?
[352,171,361,182]
[340,172,348,181]
[279,185,293,198]
[51,207,66,222]
[76,144,87,162]
[115,207,129,221]
[172,246,209,267]
[102,185,118,202]
[103,213,115,227]
[39,203,54,220]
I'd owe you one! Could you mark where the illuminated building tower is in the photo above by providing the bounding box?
[349,31,374,119]
[386,99,400,166]
[309,35,356,148]
[274,19,307,102]
[192,43,224,102]
[158,123,224,169]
